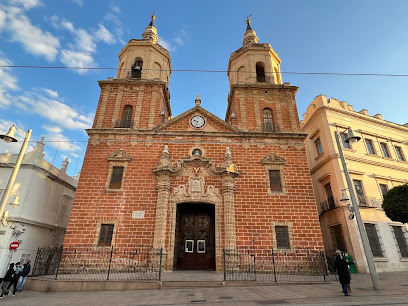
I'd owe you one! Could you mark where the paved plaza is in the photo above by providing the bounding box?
[2,271,408,305]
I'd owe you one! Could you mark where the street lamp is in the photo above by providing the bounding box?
[0,124,32,226]
[334,128,381,290]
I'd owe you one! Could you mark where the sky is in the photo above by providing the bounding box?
[0,0,408,177]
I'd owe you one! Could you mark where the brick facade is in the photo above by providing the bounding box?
[64,19,323,272]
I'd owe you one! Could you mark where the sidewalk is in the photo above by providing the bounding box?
[1,270,408,305]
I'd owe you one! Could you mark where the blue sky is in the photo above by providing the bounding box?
[1,0,408,176]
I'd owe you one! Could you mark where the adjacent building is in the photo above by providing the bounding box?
[0,138,77,275]
[64,17,324,272]
[301,95,408,272]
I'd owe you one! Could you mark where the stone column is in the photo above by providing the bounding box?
[222,174,237,249]
[152,171,170,248]
[222,147,238,249]
[152,146,172,249]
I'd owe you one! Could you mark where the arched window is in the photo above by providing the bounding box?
[131,57,143,78]
[121,105,133,128]
[263,108,274,132]
[256,63,266,82]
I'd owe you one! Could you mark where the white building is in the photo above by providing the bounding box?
[0,137,77,275]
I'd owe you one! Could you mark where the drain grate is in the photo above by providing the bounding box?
[256,300,289,305]
[219,296,233,300]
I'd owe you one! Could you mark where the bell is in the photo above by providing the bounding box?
[345,128,361,143]
[0,125,18,143]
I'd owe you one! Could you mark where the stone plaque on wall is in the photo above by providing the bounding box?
[132,211,145,219]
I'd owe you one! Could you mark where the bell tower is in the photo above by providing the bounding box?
[93,13,172,130]
[225,18,299,133]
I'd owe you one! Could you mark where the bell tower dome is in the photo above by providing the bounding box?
[227,17,282,86]
[115,13,171,83]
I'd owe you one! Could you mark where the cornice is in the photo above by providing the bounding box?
[7,216,67,231]
[303,105,408,133]
[310,151,408,175]
[86,128,308,141]
[98,78,168,87]
[0,163,77,191]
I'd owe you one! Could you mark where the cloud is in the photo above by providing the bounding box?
[6,6,60,61]
[0,9,6,30]
[71,0,83,7]
[14,90,94,130]
[41,125,81,153]
[173,30,186,46]
[60,49,97,73]
[40,88,59,98]
[11,0,42,10]
[158,36,174,51]
[103,12,125,45]
[0,56,19,108]
[95,24,116,44]
[50,16,117,73]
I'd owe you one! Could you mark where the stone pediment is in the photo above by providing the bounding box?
[261,152,286,165]
[157,105,239,133]
[107,149,132,161]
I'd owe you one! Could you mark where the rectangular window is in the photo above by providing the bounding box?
[315,138,323,155]
[341,133,351,149]
[365,223,383,257]
[365,139,376,155]
[98,224,114,246]
[109,166,124,189]
[275,226,290,249]
[380,142,391,158]
[395,146,405,161]
[353,180,366,205]
[392,226,408,257]
[379,184,388,197]
[269,170,282,192]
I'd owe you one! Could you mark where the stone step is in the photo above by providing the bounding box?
[161,281,224,288]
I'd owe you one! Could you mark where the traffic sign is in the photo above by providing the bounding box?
[10,241,20,250]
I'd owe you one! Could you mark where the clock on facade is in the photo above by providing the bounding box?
[190,115,205,128]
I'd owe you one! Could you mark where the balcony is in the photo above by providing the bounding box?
[320,196,338,213]
[114,119,134,129]
[256,75,271,83]
[356,195,383,209]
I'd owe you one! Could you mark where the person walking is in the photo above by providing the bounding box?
[333,250,354,296]
[6,262,23,296]
[17,260,31,291]
[0,263,14,298]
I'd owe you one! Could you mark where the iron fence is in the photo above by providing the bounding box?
[224,247,337,282]
[32,245,163,281]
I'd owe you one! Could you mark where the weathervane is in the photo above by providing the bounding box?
[246,14,252,24]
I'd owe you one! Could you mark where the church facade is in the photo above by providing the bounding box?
[64,16,324,271]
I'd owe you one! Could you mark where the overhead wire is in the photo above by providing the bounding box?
[1,65,408,77]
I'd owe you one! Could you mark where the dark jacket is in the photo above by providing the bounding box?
[21,263,31,277]
[3,264,15,282]
[333,255,353,284]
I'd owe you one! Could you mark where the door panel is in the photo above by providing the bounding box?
[177,209,215,270]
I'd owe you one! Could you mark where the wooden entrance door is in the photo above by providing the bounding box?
[176,206,215,270]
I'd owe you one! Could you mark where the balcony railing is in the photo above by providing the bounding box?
[320,196,338,213]
[114,119,134,128]
[357,195,383,208]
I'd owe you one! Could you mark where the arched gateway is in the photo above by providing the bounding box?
[152,146,237,272]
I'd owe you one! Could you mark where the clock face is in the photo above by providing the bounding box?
[190,115,205,128]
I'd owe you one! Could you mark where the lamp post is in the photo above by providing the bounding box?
[0,124,32,225]
[334,128,381,290]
